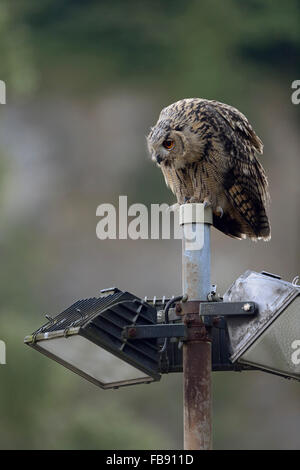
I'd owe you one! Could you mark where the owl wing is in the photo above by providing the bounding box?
[209,100,263,154]
[206,101,270,239]
[220,163,270,239]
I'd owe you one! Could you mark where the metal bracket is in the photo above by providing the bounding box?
[181,300,256,316]
[200,301,257,316]
[122,301,257,341]
[123,323,187,340]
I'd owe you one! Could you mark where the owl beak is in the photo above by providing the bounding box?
[156,155,163,164]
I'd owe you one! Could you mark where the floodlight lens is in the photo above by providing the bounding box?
[38,335,153,385]
[225,271,300,381]
[240,297,300,380]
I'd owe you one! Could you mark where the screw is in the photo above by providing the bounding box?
[157,311,163,320]
[242,303,251,312]
[127,327,137,338]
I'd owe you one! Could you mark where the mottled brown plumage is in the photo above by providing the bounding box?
[147,98,271,240]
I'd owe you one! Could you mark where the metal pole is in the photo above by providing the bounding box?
[180,203,212,450]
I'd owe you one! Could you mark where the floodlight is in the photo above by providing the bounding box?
[24,288,161,389]
[224,271,300,381]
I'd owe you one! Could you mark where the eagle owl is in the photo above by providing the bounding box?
[147,98,270,240]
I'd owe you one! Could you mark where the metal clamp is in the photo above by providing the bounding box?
[122,301,257,342]
[179,300,257,317]
[179,203,213,225]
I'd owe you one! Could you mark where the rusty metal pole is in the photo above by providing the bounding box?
[180,203,213,450]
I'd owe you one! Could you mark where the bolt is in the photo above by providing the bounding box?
[242,303,251,312]
[127,327,137,338]
[200,326,207,335]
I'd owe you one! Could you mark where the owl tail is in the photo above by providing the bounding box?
[213,207,271,241]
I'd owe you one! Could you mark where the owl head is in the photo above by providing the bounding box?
[147,101,206,168]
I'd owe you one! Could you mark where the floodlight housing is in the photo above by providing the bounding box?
[224,271,300,381]
[24,288,161,389]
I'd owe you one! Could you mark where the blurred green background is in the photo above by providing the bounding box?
[0,0,299,449]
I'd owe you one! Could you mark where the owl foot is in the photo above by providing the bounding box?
[186,196,200,204]
[214,206,224,218]
[203,197,212,209]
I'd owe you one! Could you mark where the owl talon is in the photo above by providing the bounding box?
[215,206,224,218]
[187,196,199,203]
[203,198,212,209]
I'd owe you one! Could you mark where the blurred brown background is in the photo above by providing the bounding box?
[0,0,299,449]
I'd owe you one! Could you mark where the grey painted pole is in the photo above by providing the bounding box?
[180,203,213,450]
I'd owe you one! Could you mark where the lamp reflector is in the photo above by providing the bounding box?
[38,334,153,386]
[224,271,300,381]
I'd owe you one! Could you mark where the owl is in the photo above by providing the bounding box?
[147,98,270,240]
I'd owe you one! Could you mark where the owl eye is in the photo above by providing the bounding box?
[163,139,174,150]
